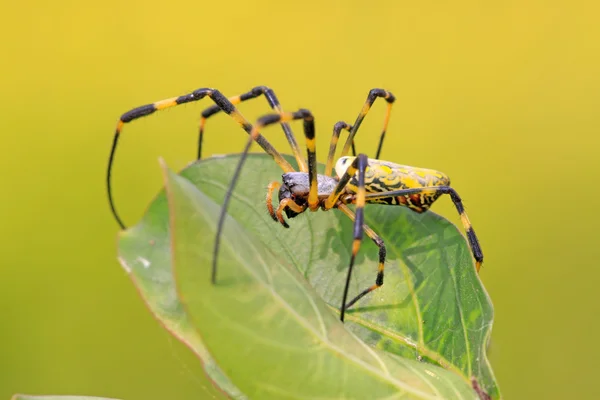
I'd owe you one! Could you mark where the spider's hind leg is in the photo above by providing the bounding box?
[365,186,484,272]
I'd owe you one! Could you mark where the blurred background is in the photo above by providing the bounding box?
[1,1,599,399]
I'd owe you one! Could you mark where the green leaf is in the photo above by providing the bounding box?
[118,154,496,399]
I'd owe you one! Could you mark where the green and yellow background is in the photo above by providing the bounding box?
[2,1,599,399]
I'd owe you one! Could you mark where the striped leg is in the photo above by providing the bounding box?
[213,108,317,283]
[365,186,484,272]
[337,203,386,321]
[198,86,308,172]
[334,154,369,322]
[107,88,295,230]
[324,121,356,177]
[340,88,396,159]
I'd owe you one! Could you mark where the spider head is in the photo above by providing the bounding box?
[278,172,310,218]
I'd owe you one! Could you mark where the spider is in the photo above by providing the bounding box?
[107,86,483,322]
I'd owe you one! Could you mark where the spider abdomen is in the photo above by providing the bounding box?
[335,157,451,212]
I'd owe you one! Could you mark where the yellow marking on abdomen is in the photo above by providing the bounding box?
[377,165,393,175]
[367,159,450,190]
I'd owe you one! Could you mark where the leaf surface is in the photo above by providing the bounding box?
[118,154,498,399]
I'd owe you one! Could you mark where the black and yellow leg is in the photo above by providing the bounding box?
[324,155,362,210]
[107,88,295,230]
[365,186,484,272]
[324,121,357,177]
[334,154,369,321]
[340,88,396,159]
[213,108,317,283]
[197,86,308,172]
[337,203,386,321]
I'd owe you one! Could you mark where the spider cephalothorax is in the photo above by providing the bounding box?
[278,172,339,218]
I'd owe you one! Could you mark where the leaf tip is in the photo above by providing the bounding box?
[158,157,177,193]
[157,156,167,169]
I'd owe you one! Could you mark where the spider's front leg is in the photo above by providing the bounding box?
[107,87,295,230]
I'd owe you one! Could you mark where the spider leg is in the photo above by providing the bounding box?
[365,186,484,272]
[325,121,356,176]
[337,203,386,321]
[213,108,317,283]
[334,154,369,322]
[107,88,295,229]
[326,87,398,175]
[340,88,396,159]
[198,86,308,171]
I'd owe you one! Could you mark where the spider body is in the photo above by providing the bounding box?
[276,158,450,222]
[107,86,483,322]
